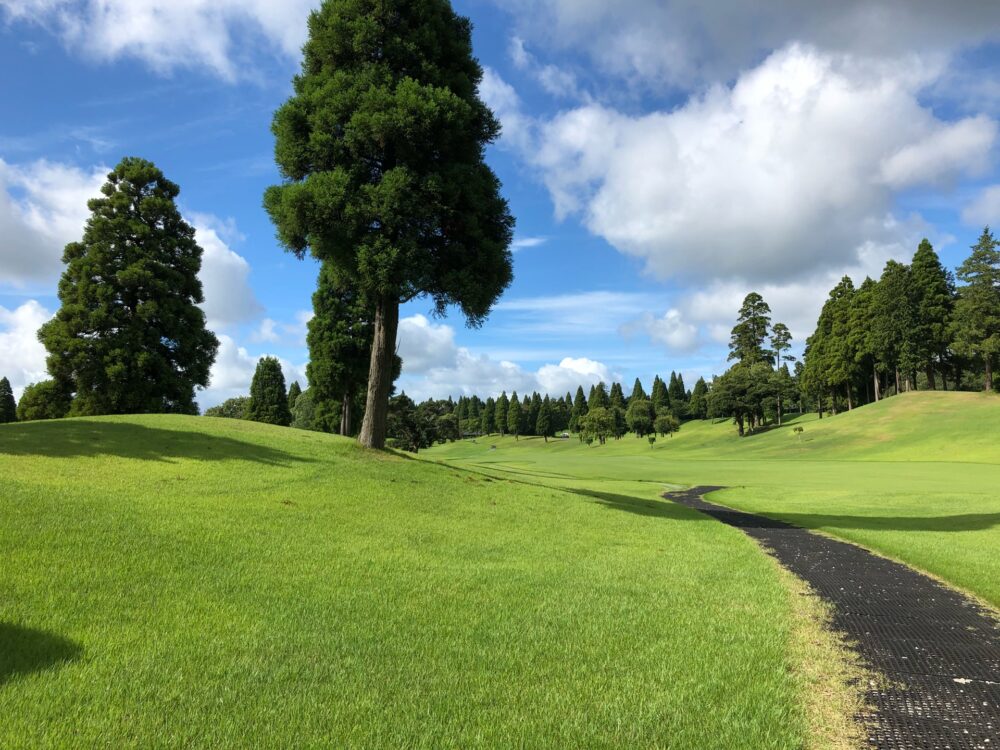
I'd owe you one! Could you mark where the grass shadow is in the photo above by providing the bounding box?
[0,421,310,466]
[768,511,1000,533]
[0,623,81,686]
[565,487,710,521]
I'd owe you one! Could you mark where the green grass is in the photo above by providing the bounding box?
[427,391,1000,609]
[1,415,817,748]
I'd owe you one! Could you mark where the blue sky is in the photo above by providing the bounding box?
[2,1,1000,406]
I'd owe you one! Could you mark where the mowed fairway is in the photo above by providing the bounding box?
[427,391,1000,610]
[3,415,816,748]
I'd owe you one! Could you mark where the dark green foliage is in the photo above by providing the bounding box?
[650,376,669,412]
[264,0,515,448]
[625,398,655,437]
[16,381,71,422]
[874,260,920,393]
[536,396,552,441]
[910,239,955,389]
[386,393,435,452]
[495,392,509,436]
[654,412,680,438]
[204,397,250,420]
[729,293,773,365]
[507,391,522,439]
[569,386,588,432]
[629,378,647,402]
[0,377,16,423]
[290,388,322,431]
[38,157,218,416]
[436,413,460,442]
[609,382,626,411]
[667,372,688,418]
[246,357,293,426]
[952,227,1000,391]
[689,377,709,420]
[588,382,609,410]
[287,381,302,411]
[307,265,376,436]
[480,397,496,434]
[578,406,614,445]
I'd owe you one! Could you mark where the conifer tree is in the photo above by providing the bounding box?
[265,0,515,449]
[729,292,773,365]
[569,386,588,432]
[247,357,293,426]
[507,391,522,439]
[39,157,218,415]
[589,382,610,409]
[873,260,919,393]
[689,377,709,419]
[495,391,509,436]
[630,377,647,402]
[911,239,955,390]
[667,371,688,417]
[481,397,496,434]
[952,227,1000,391]
[287,381,302,411]
[650,376,669,412]
[537,395,552,442]
[609,382,626,411]
[0,377,16,423]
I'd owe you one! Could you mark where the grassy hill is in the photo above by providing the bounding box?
[427,391,1000,609]
[1,415,835,748]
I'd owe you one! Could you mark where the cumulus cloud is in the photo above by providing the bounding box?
[962,185,1000,227]
[1,0,317,79]
[189,214,262,330]
[202,333,306,408]
[624,309,700,353]
[395,314,619,401]
[493,0,1000,89]
[492,46,996,284]
[0,158,105,285]
[0,299,51,398]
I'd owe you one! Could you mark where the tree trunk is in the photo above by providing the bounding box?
[926,365,936,391]
[358,295,400,449]
[846,385,853,411]
[895,368,901,395]
[340,392,352,436]
[985,358,994,392]
[817,396,823,419]
[777,395,783,426]
[830,389,838,415]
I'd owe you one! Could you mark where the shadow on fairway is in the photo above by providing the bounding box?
[567,488,709,521]
[762,511,1000,533]
[0,623,81,686]
[0,421,310,465]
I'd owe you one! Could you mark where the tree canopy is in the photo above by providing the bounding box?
[247,357,293,426]
[38,157,218,416]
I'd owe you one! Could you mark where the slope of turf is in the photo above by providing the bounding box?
[426,392,1000,609]
[2,415,814,748]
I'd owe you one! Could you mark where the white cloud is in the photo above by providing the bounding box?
[1,0,317,80]
[962,185,1000,226]
[202,333,306,408]
[494,46,996,284]
[493,0,1000,89]
[510,236,547,251]
[394,314,618,401]
[0,158,105,285]
[0,299,52,398]
[495,290,655,335]
[479,67,534,152]
[625,309,700,353]
[190,214,262,330]
[508,36,581,100]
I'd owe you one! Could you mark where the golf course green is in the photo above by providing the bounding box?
[2,390,995,747]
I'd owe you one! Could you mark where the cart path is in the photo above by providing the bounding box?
[664,486,1000,749]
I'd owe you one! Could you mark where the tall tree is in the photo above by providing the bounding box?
[16,381,71,422]
[569,386,588,432]
[306,264,378,436]
[650,376,669,412]
[625,398,655,437]
[872,260,919,393]
[481,396,496,435]
[770,323,794,369]
[589,382,610,409]
[609,382,626,411]
[247,357,293,426]
[536,395,552,442]
[287,381,302,411]
[0,377,16,423]
[910,239,955,390]
[629,378,647,402]
[729,292,773,365]
[667,371,687,417]
[689,377,709,419]
[265,0,515,449]
[495,391,509,436]
[952,227,1000,391]
[507,391,522,440]
[38,157,218,415]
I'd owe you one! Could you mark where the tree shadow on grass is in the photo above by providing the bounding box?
[0,421,311,466]
[565,488,711,521]
[0,623,81,686]
[761,511,1000,533]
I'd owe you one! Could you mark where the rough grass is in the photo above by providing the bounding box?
[427,391,1000,609]
[1,415,814,748]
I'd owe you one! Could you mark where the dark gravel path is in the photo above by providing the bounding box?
[665,486,1000,749]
